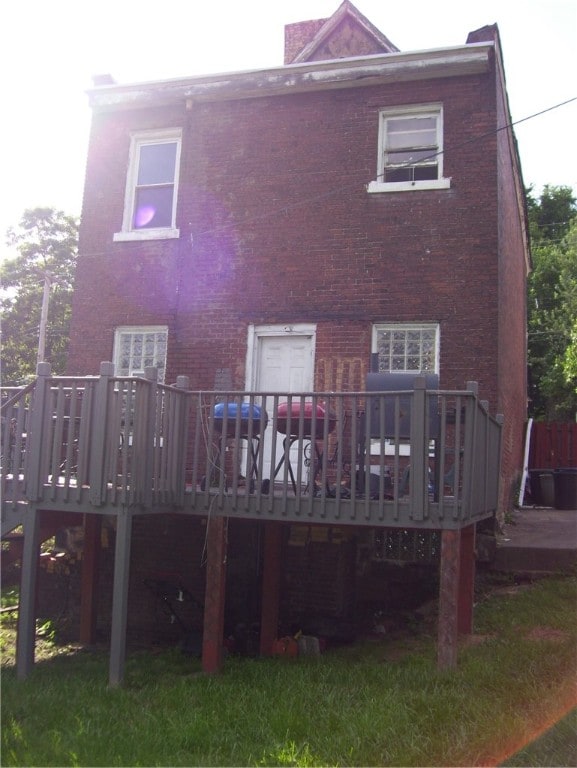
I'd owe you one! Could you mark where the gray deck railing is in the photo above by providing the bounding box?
[1,363,190,534]
[187,382,503,528]
[1,362,503,534]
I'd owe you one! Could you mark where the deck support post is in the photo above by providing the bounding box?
[437,528,461,669]
[458,523,476,635]
[89,362,115,507]
[80,514,102,645]
[109,507,133,687]
[259,522,283,655]
[16,506,41,680]
[202,516,228,674]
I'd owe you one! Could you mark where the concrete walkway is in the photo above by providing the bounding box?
[493,506,577,572]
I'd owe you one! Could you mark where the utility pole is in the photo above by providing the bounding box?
[37,272,52,364]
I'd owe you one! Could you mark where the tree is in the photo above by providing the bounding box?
[526,184,576,246]
[527,186,577,420]
[1,207,79,385]
[564,318,577,383]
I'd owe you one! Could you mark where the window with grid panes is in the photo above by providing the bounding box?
[373,324,439,373]
[113,327,168,382]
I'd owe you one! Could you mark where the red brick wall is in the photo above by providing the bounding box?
[37,520,437,646]
[71,75,501,395]
[495,48,529,510]
[69,55,526,511]
[463,27,529,512]
[284,19,327,64]
[44,52,531,641]
[281,526,357,628]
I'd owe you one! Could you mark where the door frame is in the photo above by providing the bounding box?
[244,323,317,391]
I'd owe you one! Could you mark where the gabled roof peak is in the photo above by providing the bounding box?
[284,0,399,65]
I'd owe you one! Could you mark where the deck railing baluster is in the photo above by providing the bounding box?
[24,362,52,502]
[2,366,503,534]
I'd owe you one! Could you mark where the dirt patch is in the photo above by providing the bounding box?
[526,626,571,642]
[381,646,411,662]
[489,583,533,598]
[461,633,497,647]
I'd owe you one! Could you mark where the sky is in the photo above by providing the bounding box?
[1,0,576,257]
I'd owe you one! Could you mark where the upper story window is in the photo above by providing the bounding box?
[113,129,181,242]
[113,326,168,382]
[372,323,439,373]
[367,105,450,194]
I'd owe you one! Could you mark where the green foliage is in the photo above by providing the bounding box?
[527,186,577,419]
[0,585,19,609]
[564,318,577,382]
[1,575,576,767]
[1,207,78,386]
[35,619,57,644]
[526,184,576,246]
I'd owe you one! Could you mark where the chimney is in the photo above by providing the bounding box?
[91,73,116,86]
[284,18,327,64]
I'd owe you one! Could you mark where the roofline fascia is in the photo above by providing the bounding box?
[88,42,494,111]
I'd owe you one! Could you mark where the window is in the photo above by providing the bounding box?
[114,129,181,242]
[367,105,450,193]
[113,326,168,382]
[372,324,439,373]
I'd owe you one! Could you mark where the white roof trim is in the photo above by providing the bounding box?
[88,43,494,110]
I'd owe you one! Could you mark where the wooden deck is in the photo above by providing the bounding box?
[2,362,502,532]
[2,362,503,684]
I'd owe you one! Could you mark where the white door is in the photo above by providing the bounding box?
[249,327,315,482]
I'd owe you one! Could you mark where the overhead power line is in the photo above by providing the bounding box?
[73,95,577,253]
[511,97,577,129]
[192,96,577,239]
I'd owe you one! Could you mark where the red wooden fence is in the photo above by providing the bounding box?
[529,421,577,469]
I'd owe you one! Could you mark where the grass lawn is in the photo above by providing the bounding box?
[1,572,576,767]
[501,706,577,767]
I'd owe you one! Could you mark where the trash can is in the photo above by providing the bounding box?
[540,471,556,507]
[528,469,545,505]
[528,469,554,506]
[554,468,577,510]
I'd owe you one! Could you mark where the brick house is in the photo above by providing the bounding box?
[61,1,528,658]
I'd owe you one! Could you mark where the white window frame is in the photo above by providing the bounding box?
[113,326,169,382]
[113,129,182,242]
[367,105,450,194]
[371,322,439,456]
[372,323,440,374]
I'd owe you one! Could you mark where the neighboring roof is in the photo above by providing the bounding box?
[286,0,399,64]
